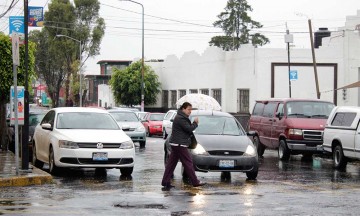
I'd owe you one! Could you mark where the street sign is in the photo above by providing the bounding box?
[9,16,25,44]
[10,86,25,126]
[28,6,44,27]
[289,70,298,81]
[11,32,20,66]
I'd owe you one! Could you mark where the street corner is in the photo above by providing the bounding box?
[0,165,53,187]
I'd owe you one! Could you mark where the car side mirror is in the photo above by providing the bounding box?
[41,123,52,130]
[276,112,283,119]
[247,131,256,136]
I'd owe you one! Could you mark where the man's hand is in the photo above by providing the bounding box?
[194,117,199,124]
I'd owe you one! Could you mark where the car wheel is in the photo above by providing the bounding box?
[333,144,347,170]
[221,171,231,181]
[278,140,290,161]
[246,170,258,180]
[146,127,152,137]
[162,128,167,139]
[32,143,44,168]
[120,167,133,176]
[49,146,60,175]
[139,141,146,148]
[253,136,265,157]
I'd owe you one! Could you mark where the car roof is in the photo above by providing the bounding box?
[190,110,232,117]
[52,107,109,114]
[107,109,136,113]
[333,106,360,113]
[255,98,333,103]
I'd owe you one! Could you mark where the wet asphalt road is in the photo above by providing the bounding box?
[2,136,360,215]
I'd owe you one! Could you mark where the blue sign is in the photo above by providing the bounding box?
[289,70,298,81]
[28,6,44,27]
[9,16,24,34]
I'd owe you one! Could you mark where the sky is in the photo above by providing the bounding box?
[1,0,360,75]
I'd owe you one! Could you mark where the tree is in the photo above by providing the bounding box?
[110,61,161,107]
[209,0,269,51]
[0,33,36,148]
[30,0,105,106]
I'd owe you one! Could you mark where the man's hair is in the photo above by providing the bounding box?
[180,102,192,110]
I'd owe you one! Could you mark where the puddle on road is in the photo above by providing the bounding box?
[114,203,168,209]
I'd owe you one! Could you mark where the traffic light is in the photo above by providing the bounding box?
[342,89,347,101]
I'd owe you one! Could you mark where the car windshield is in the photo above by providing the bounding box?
[138,112,147,119]
[191,116,245,136]
[150,114,165,121]
[110,112,139,122]
[56,112,119,129]
[286,101,335,119]
[29,113,45,126]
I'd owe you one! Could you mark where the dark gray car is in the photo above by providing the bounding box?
[164,110,258,180]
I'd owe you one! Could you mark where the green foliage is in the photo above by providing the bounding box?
[110,61,161,107]
[210,0,269,50]
[0,32,36,104]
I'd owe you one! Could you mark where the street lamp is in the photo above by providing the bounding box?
[119,0,145,112]
[55,34,83,107]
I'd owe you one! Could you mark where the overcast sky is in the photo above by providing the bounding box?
[1,0,360,74]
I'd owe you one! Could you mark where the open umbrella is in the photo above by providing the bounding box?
[176,93,221,111]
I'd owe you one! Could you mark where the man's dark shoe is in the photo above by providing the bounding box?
[193,181,207,187]
[161,184,175,191]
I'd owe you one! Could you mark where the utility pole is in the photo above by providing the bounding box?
[284,23,293,98]
[22,0,30,171]
[308,19,321,99]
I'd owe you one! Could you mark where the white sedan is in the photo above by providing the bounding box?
[33,107,135,175]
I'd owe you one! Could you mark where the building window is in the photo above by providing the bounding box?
[179,89,186,98]
[200,89,209,95]
[238,89,250,113]
[190,89,198,94]
[171,90,177,108]
[162,90,169,109]
[212,89,221,105]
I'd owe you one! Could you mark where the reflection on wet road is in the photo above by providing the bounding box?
[1,137,360,215]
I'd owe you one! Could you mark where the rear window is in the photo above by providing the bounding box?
[331,112,357,127]
[252,103,264,116]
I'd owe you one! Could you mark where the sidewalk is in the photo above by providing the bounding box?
[0,151,53,187]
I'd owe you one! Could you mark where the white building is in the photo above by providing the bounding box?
[146,10,360,113]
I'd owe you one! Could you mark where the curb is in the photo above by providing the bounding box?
[0,166,53,187]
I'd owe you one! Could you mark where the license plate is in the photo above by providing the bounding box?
[219,160,235,168]
[92,152,108,161]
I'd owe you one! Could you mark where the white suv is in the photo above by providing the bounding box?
[162,110,177,139]
[323,106,360,169]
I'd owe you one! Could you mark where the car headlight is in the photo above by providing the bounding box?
[120,140,134,149]
[289,129,303,136]
[59,140,79,149]
[135,126,145,132]
[244,145,256,156]
[191,144,209,155]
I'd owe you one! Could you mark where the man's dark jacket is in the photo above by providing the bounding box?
[169,110,198,146]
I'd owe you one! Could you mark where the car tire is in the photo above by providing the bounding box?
[49,146,60,175]
[246,170,258,180]
[163,128,168,139]
[278,140,290,161]
[221,171,231,181]
[120,167,133,176]
[139,141,146,148]
[32,143,44,168]
[333,144,347,170]
[146,127,152,137]
[253,136,265,157]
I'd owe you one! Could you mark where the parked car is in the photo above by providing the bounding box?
[28,110,47,161]
[323,106,360,170]
[108,109,146,148]
[162,110,177,139]
[135,111,149,120]
[33,107,135,175]
[249,98,335,161]
[164,110,258,180]
[142,112,165,137]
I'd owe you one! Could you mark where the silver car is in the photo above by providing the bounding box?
[108,109,146,148]
[164,110,258,180]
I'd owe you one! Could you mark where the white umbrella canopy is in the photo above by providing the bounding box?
[176,93,222,111]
